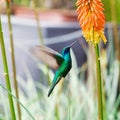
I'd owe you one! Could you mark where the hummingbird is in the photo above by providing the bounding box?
[31,40,79,97]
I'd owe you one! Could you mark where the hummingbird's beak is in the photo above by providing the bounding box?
[70,39,79,47]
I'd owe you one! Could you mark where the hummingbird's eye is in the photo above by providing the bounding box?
[65,47,70,53]
[62,46,70,55]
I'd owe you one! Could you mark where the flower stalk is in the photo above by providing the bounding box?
[76,0,106,119]
[95,43,103,120]
[5,0,21,119]
[33,0,44,44]
[33,0,51,85]
[0,17,16,120]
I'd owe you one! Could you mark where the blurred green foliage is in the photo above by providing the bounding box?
[13,0,30,6]
[102,0,120,23]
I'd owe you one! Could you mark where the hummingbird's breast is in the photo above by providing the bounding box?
[59,60,72,77]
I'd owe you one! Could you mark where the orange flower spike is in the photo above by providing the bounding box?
[4,0,11,3]
[76,0,107,44]
[7,0,11,2]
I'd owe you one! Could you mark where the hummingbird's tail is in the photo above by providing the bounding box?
[48,76,61,97]
[48,84,55,97]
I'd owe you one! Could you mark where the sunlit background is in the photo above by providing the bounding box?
[0,0,120,120]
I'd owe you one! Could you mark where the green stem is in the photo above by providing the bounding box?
[0,17,16,120]
[0,83,35,120]
[95,44,103,120]
[55,103,60,120]
[45,65,51,85]
[33,0,51,85]
[68,87,71,120]
[5,1,21,120]
[110,0,120,60]
[33,0,44,44]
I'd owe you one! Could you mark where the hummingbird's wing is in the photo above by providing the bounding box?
[30,45,64,70]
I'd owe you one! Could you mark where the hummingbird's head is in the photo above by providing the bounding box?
[62,46,71,56]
